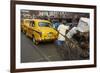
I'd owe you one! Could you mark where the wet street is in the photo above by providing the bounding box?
[21,32,88,63]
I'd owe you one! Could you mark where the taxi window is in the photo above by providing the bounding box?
[39,22,51,27]
[29,21,35,27]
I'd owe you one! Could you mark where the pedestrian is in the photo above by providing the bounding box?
[57,21,69,46]
[55,21,69,60]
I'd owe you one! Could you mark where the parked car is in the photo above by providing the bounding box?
[25,19,58,44]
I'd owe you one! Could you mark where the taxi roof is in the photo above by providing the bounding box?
[23,19,50,23]
[32,19,50,23]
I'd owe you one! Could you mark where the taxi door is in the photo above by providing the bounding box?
[27,21,35,38]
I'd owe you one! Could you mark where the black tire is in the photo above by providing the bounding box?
[32,36,39,45]
[25,31,28,37]
[23,30,26,34]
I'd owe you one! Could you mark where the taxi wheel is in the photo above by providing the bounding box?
[21,29,23,32]
[32,38,39,45]
[23,30,26,34]
[25,31,28,37]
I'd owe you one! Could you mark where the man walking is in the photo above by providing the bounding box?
[57,22,69,45]
[56,21,69,60]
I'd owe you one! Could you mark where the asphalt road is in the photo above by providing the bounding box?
[21,32,89,63]
[21,32,62,63]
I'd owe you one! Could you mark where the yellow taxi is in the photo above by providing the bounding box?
[21,19,30,33]
[25,19,58,44]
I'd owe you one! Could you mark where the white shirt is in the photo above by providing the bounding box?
[57,24,69,41]
[66,27,78,39]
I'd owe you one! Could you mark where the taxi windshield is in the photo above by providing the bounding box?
[39,22,51,27]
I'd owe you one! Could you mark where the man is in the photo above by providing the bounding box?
[55,22,69,60]
[57,22,69,45]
